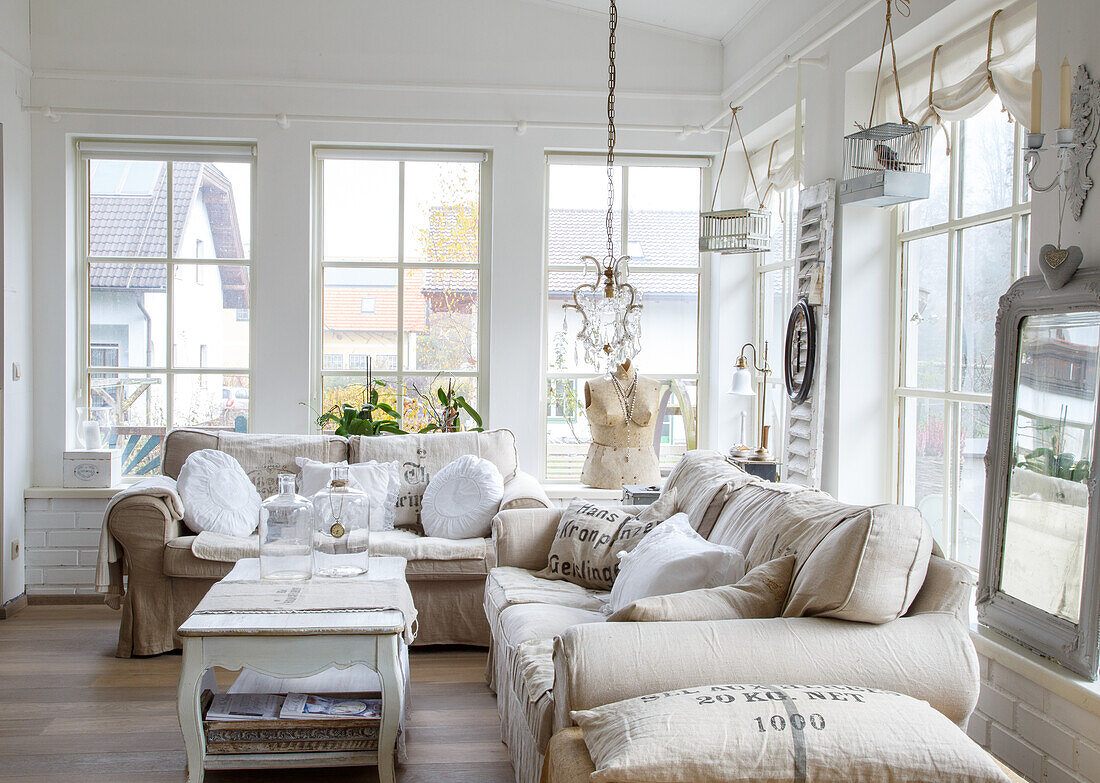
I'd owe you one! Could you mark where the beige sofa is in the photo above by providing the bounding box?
[485,451,981,783]
[106,427,549,657]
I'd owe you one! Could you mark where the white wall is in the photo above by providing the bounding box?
[1,0,33,606]
[25,0,726,486]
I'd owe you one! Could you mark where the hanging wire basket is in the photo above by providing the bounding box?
[839,122,932,206]
[699,208,772,254]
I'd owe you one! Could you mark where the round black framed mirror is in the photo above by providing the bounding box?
[784,298,816,405]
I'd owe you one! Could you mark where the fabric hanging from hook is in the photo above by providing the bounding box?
[926,44,953,155]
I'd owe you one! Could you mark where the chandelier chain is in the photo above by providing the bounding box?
[606,0,617,261]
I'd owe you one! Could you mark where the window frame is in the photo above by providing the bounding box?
[310,147,492,429]
[76,139,257,463]
[890,116,1031,565]
[539,153,712,482]
[752,183,802,469]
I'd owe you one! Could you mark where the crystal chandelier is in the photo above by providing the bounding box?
[563,0,642,371]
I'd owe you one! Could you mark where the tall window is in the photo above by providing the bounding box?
[753,184,801,458]
[895,101,1030,566]
[314,150,487,432]
[544,158,705,481]
[80,142,255,476]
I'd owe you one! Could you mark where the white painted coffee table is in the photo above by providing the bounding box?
[176,557,414,783]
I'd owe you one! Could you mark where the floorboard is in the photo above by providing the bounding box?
[0,606,515,783]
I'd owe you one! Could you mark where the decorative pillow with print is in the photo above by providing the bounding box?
[537,489,678,590]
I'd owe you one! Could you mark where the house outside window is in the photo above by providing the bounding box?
[893,101,1030,567]
[79,141,254,476]
[314,149,488,432]
[543,157,707,481]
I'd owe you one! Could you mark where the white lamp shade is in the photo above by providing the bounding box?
[730,366,755,397]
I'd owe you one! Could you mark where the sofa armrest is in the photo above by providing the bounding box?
[552,613,979,733]
[906,554,975,623]
[107,494,185,573]
[500,469,552,511]
[492,507,563,570]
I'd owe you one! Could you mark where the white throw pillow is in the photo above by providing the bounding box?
[295,457,401,531]
[420,455,504,539]
[177,449,262,536]
[607,513,746,614]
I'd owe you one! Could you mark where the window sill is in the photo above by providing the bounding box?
[970,622,1100,718]
[25,486,129,500]
[541,483,623,502]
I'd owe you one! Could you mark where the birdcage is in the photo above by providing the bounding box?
[699,208,772,254]
[699,104,772,255]
[840,122,932,206]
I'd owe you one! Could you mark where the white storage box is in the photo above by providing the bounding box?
[63,450,122,488]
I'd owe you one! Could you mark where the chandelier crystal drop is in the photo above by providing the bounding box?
[563,0,642,371]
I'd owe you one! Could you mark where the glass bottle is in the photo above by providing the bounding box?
[258,474,313,581]
[312,465,371,577]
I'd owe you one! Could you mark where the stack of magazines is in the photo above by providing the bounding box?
[207,693,382,721]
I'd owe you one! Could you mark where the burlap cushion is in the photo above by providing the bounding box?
[537,490,678,590]
[606,555,794,622]
[572,684,1011,783]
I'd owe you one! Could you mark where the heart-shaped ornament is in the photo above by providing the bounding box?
[1039,244,1084,290]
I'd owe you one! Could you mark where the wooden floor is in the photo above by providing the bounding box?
[0,605,515,783]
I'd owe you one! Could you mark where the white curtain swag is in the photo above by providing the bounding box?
[878,3,1036,139]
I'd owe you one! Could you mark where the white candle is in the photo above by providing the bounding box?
[1031,63,1042,134]
[1060,57,1072,129]
[82,420,103,451]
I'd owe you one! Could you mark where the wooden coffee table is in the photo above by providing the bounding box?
[176,557,412,783]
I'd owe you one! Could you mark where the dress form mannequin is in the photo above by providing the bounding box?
[581,359,662,489]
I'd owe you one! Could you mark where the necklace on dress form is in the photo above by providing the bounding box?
[610,369,640,454]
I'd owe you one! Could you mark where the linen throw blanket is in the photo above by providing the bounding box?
[194,556,418,644]
[217,432,331,497]
[192,528,489,563]
[95,476,185,609]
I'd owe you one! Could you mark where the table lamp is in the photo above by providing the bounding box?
[729,341,772,461]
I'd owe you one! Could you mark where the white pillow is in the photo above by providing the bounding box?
[420,455,504,539]
[607,513,746,614]
[295,458,401,531]
[177,449,262,536]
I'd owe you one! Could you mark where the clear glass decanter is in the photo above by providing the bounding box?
[258,474,313,581]
[312,465,371,577]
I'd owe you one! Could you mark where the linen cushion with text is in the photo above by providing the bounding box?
[572,684,1011,783]
[537,489,678,590]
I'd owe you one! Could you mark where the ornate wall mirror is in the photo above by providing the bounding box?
[978,272,1100,679]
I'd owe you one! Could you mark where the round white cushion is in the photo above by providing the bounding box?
[420,455,504,539]
[177,449,263,536]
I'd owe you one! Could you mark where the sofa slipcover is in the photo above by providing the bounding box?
[486,450,975,783]
[105,428,549,657]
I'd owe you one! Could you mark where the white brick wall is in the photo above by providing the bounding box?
[969,652,1100,783]
[24,497,111,595]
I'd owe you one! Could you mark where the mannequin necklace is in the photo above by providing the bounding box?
[610,370,640,451]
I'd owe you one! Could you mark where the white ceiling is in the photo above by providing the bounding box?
[525,0,770,42]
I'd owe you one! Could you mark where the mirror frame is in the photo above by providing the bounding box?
[977,271,1100,680]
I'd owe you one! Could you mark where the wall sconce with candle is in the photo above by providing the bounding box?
[1026,58,1098,288]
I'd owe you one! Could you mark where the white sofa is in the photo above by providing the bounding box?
[485,451,980,783]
